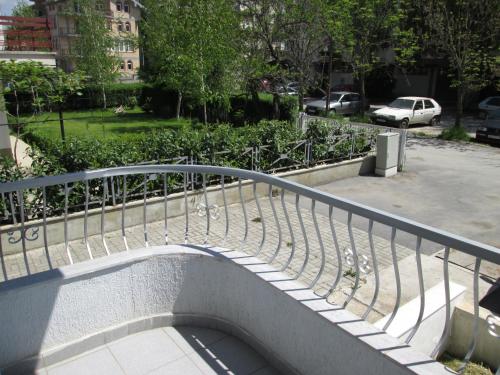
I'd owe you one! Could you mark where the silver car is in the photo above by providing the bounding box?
[305,91,362,115]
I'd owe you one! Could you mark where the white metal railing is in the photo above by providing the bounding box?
[298,113,408,171]
[0,165,498,371]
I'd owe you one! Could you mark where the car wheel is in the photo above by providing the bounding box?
[429,116,439,126]
[399,118,409,129]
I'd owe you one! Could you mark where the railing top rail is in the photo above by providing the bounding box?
[1,164,499,263]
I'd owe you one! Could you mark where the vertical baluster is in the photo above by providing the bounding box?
[238,178,248,251]
[202,174,210,244]
[101,178,110,256]
[1,192,8,219]
[431,247,451,358]
[63,183,73,265]
[326,205,343,298]
[9,193,16,224]
[383,227,402,330]
[143,174,149,247]
[344,212,360,307]
[183,172,189,244]
[0,216,7,280]
[221,175,229,246]
[42,187,52,268]
[84,180,93,259]
[253,181,266,256]
[458,258,481,373]
[163,174,168,245]
[280,189,295,271]
[295,194,309,279]
[122,176,129,251]
[362,219,380,319]
[309,200,325,289]
[405,236,425,342]
[111,176,116,206]
[268,185,282,263]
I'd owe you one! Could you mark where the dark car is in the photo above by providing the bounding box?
[476,109,500,145]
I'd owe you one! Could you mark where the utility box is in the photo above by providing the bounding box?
[375,132,399,177]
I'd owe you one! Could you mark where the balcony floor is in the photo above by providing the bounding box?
[40,326,281,375]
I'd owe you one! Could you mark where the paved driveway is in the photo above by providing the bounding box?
[314,138,500,254]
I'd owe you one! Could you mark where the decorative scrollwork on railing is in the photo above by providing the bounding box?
[486,313,500,338]
[196,203,220,220]
[344,247,371,274]
[7,227,40,244]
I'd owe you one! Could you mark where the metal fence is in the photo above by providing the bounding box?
[0,165,498,371]
[298,112,408,171]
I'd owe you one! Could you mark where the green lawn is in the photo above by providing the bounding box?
[14,108,193,141]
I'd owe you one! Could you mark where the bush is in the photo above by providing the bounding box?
[439,126,471,142]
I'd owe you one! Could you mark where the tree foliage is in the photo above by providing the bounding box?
[11,0,36,17]
[419,0,499,127]
[141,0,242,122]
[73,0,120,108]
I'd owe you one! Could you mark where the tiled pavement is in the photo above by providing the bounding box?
[40,326,281,375]
[0,193,417,322]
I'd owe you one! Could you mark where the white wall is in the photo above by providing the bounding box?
[0,246,449,375]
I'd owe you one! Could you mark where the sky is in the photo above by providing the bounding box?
[0,0,20,15]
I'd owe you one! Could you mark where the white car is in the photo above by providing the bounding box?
[370,97,442,128]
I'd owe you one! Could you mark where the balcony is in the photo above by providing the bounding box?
[0,165,498,374]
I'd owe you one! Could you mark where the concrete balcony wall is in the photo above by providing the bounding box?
[0,246,448,375]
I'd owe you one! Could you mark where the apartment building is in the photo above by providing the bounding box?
[31,0,142,80]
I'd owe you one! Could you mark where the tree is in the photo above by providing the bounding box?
[422,0,499,127]
[281,0,326,110]
[141,0,241,123]
[73,0,120,109]
[11,0,36,17]
[326,0,416,115]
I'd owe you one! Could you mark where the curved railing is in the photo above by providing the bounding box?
[0,165,499,371]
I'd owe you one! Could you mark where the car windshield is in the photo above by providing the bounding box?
[488,110,500,119]
[388,99,415,109]
[321,94,342,102]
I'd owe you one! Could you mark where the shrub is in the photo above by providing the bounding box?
[439,126,471,142]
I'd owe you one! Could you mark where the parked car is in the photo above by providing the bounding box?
[476,109,500,145]
[478,96,500,119]
[370,96,442,128]
[305,91,362,115]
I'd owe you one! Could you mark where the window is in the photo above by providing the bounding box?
[120,61,125,70]
[424,100,434,109]
[486,97,500,106]
[127,60,133,70]
[116,1,122,11]
[117,22,123,32]
[414,100,423,110]
[125,22,131,32]
[124,2,129,12]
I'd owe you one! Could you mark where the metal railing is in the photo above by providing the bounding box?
[0,165,498,372]
[298,113,408,171]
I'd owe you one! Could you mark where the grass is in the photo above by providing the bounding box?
[440,353,493,375]
[12,108,193,141]
[439,126,471,142]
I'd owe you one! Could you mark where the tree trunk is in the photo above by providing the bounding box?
[59,106,66,141]
[203,102,208,125]
[455,86,464,128]
[13,90,20,165]
[272,93,280,119]
[298,89,304,112]
[359,71,366,116]
[176,90,183,120]
[325,38,333,114]
[101,85,107,110]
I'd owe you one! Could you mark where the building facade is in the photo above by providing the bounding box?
[31,0,142,81]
